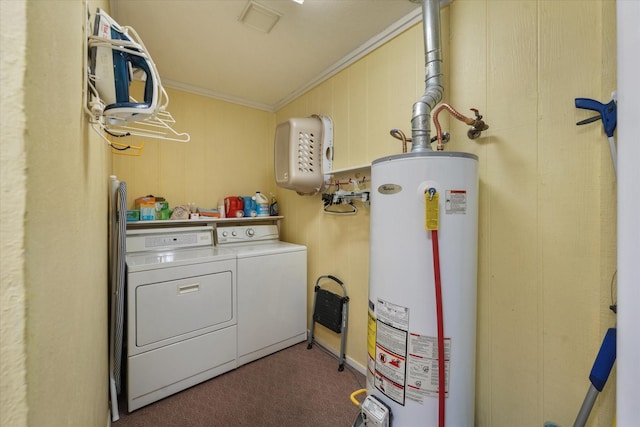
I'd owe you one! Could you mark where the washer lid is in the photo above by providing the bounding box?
[233,241,306,258]
[126,246,235,272]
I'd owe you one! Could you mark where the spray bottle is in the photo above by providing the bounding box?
[269,192,279,216]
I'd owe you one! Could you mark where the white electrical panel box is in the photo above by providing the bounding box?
[361,395,391,427]
[274,115,333,195]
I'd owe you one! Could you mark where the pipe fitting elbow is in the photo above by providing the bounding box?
[467,121,489,140]
[467,109,489,140]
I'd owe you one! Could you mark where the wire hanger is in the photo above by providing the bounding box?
[324,201,358,215]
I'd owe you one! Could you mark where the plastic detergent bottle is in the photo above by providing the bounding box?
[254,191,269,216]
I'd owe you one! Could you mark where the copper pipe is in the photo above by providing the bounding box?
[432,103,476,150]
[390,129,411,153]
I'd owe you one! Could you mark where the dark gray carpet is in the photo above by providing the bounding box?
[115,342,364,427]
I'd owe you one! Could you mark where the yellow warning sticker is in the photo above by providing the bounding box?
[368,310,376,359]
[425,192,439,230]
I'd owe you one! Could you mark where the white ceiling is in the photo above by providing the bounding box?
[109,0,425,111]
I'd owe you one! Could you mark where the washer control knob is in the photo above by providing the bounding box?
[221,231,228,237]
[246,228,255,237]
[231,231,237,237]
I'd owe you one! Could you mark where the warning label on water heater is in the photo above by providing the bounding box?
[445,190,467,214]
[406,333,451,403]
[374,299,409,405]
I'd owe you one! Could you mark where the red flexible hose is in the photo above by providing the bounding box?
[431,229,445,427]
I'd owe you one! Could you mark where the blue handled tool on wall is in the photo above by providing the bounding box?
[575,94,618,177]
[573,328,617,427]
[571,95,618,427]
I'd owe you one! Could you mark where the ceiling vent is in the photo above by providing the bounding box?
[238,1,282,34]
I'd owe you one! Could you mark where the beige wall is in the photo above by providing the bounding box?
[1,0,28,425]
[276,1,616,426]
[111,89,276,210]
[1,0,111,426]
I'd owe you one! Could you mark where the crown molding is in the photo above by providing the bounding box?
[162,79,276,112]
[272,6,423,111]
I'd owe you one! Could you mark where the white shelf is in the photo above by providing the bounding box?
[126,216,283,229]
[327,164,371,174]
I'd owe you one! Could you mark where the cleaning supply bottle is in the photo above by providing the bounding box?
[269,193,278,216]
[255,191,269,216]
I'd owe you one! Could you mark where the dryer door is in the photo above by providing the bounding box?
[135,271,233,347]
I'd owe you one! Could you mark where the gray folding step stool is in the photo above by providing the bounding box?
[307,275,349,371]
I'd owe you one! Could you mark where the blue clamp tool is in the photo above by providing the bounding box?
[575,95,618,177]
[574,97,617,137]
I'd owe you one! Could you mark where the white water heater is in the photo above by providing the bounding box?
[367,151,478,426]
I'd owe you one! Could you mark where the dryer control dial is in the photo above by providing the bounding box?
[246,228,255,237]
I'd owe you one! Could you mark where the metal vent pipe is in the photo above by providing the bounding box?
[410,0,444,152]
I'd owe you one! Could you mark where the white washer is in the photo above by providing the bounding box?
[216,224,307,366]
[125,226,237,411]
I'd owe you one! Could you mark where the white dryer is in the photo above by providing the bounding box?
[125,226,237,411]
[216,224,307,366]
